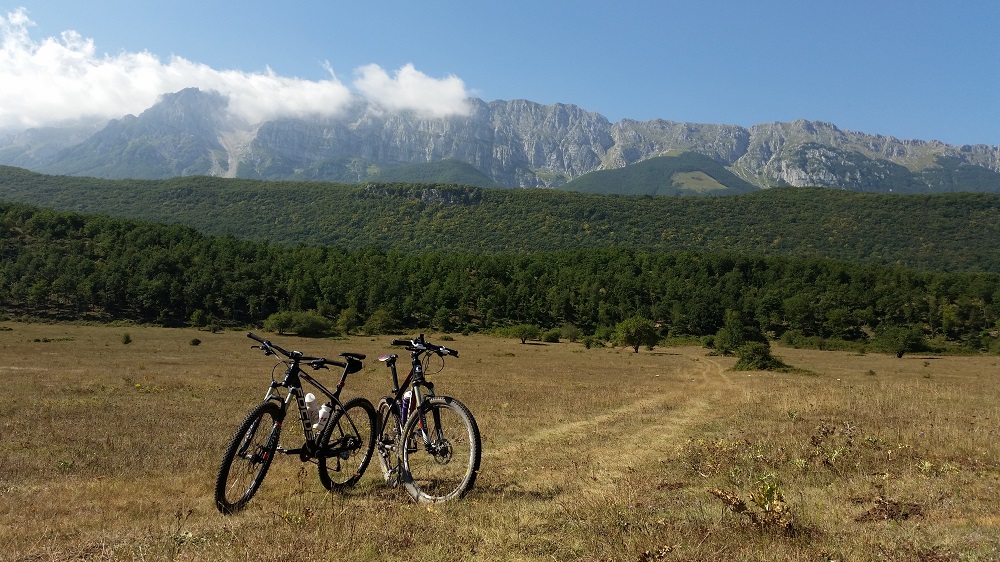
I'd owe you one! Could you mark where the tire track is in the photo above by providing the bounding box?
[484,347,733,497]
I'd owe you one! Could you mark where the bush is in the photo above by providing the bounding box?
[873,325,925,358]
[264,310,336,337]
[732,341,791,371]
[542,329,561,343]
[190,338,201,346]
[362,308,397,335]
[189,309,207,328]
[560,324,582,343]
[120,333,132,345]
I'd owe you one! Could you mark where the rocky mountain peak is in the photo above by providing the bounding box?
[1,88,998,192]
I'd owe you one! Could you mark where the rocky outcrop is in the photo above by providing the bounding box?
[2,88,999,191]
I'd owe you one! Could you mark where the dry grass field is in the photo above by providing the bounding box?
[1,322,998,561]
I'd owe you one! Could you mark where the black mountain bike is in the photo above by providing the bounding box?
[214,332,377,514]
[375,335,482,503]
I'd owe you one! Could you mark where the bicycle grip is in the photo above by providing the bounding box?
[390,339,409,346]
[247,332,266,344]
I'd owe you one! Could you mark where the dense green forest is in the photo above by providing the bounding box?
[3,165,1000,273]
[560,152,758,196]
[4,202,1000,352]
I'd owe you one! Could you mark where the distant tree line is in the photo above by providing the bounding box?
[2,202,1000,353]
[5,165,1000,273]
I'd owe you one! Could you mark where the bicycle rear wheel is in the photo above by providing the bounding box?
[375,396,402,488]
[400,396,481,503]
[215,400,283,514]
[318,396,377,490]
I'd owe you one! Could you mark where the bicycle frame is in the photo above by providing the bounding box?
[249,333,365,459]
[378,339,449,448]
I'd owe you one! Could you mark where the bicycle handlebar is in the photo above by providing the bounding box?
[390,335,459,358]
[246,332,350,369]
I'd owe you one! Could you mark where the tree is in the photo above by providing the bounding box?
[510,324,541,344]
[362,308,397,335]
[874,325,925,358]
[613,316,659,353]
[337,307,360,335]
[714,309,763,356]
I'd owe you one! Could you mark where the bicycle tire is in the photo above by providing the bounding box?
[375,396,402,488]
[317,396,377,490]
[215,400,283,514]
[400,396,481,503]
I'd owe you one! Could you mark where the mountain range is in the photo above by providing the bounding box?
[1,87,999,194]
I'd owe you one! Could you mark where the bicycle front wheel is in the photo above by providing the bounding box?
[215,400,283,514]
[318,396,377,490]
[400,396,481,503]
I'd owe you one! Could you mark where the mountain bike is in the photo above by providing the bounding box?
[214,332,377,514]
[375,334,482,503]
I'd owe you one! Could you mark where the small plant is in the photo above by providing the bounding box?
[121,333,132,345]
[189,338,201,346]
[707,475,795,535]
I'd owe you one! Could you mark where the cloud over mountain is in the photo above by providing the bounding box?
[0,8,472,131]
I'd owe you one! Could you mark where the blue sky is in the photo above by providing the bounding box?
[2,1,998,145]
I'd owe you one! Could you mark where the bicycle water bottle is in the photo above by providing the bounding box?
[315,403,332,432]
[400,390,412,421]
[305,392,319,426]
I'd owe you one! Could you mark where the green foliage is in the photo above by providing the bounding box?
[189,309,208,328]
[263,310,335,337]
[7,166,1000,273]
[508,324,541,344]
[560,324,582,343]
[3,200,1000,355]
[541,329,561,343]
[613,316,659,353]
[714,309,765,356]
[561,152,757,196]
[732,341,790,371]
[362,308,397,335]
[873,325,926,358]
[336,307,360,335]
[120,333,132,345]
[368,159,503,189]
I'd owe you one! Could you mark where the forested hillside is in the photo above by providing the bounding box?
[3,202,999,352]
[3,166,1000,273]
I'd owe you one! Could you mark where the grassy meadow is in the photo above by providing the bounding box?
[1,322,998,561]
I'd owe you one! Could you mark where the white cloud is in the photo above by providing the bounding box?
[354,63,472,118]
[0,8,472,131]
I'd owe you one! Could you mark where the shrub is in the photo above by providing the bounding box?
[560,324,582,343]
[732,341,790,371]
[190,338,201,346]
[189,309,208,328]
[362,308,397,335]
[120,333,132,345]
[873,325,925,358]
[263,310,336,337]
[541,329,561,343]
